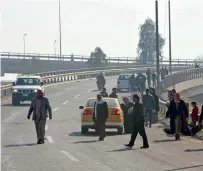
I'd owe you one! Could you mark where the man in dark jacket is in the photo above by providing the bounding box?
[109,88,118,98]
[27,89,52,144]
[146,68,151,87]
[125,94,149,148]
[143,88,155,127]
[150,88,159,114]
[100,87,108,97]
[152,71,157,88]
[93,94,108,141]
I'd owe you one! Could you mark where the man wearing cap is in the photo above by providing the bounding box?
[27,89,52,144]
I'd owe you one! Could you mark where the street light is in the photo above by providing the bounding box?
[155,0,160,95]
[168,0,172,74]
[23,34,27,58]
[59,0,62,60]
[54,40,56,57]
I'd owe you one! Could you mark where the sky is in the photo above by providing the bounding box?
[0,0,203,59]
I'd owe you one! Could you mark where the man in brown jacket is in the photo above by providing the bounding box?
[27,89,52,144]
[125,94,149,148]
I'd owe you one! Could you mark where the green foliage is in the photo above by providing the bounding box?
[137,17,165,64]
[88,47,107,67]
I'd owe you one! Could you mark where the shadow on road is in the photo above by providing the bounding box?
[4,143,37,148]
[107,147,137,152]
[73,140,98,144]
[153,139,177,143]
[1,103,30,107]
[69,131,118,137]
[185,148,203,152]
[164,165,203,171]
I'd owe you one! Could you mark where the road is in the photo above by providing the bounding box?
[1,76,203,171]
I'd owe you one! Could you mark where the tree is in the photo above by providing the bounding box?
[137,17,165,64]
[87,47,107,67]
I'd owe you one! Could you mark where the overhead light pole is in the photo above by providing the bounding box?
[59,0,62,60]
[54,40,56,57]
[168,0,172,74]
[155,0,160,95]
[23,33,27,58]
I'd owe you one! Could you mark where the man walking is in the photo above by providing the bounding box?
[93,94,108,141]
[125,94,149,148]
[27,89,52,144]
[143,88,155,127]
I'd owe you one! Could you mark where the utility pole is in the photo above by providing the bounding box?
[23,33,27,59]
[54,40,56,57]
[168,0,172,74]
[59,0,62,60]
[155,0,160,95]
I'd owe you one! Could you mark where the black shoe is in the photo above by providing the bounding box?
[124,144,133,148]
[99,138,104,141]
[37,140,41,144]
[140,145,149,149]
[41,140,45,144]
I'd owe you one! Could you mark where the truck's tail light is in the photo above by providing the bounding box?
[112,109,121,115]
[83,109,92,115]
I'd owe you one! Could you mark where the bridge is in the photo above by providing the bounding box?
[1,52,203,74]
[1,65,203,170]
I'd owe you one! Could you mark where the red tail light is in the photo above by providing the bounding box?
[83,109,92,115]
[112,109,121,115]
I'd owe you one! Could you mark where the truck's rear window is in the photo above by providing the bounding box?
[118,75,131,80]
[86,99,119,107]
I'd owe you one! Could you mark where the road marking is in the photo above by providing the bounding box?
[73,94,80,99]
[61,151,79,162]
[53,108,58,112]
[161,152,171,156]
[47,136,54,143]
[45,124,48,130]
[62,100,69,105]
[88,89,94,92]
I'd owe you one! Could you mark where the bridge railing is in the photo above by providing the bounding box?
[1,65,192,97]
[1,52,203,65]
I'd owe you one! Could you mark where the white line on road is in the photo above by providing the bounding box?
[61,151,79,162]
[73,94,80,99]
[45,124,48,130]
[62,100,69,105]
[53,108,58,112]
[88,89,94,92]
[47,136,54,143]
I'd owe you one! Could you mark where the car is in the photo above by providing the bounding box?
[117,73,132,92]
[12,75,44,105]
[79,97,124,134]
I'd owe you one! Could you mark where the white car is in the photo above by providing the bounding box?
[117,73,132,92]
[12,75,45,105]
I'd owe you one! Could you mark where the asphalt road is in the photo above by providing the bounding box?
[1,76,203,171]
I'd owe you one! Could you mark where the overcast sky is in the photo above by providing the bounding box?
[0,0,203,59]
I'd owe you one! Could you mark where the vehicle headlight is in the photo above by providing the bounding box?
[13,89,18,93]
[34,89,38,93]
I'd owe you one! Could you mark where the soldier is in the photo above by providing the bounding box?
[93,94,108,141]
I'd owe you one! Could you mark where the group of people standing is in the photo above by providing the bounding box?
[166,89,203,140]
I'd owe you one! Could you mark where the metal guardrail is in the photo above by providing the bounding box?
[1,52,203,64]
[0,65,192,97]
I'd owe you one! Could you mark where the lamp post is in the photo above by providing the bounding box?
[54,40,56,57]
[155,0,160,95]
[59,0,62,60]
[23,33,27,58]
[168,0,172,74]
